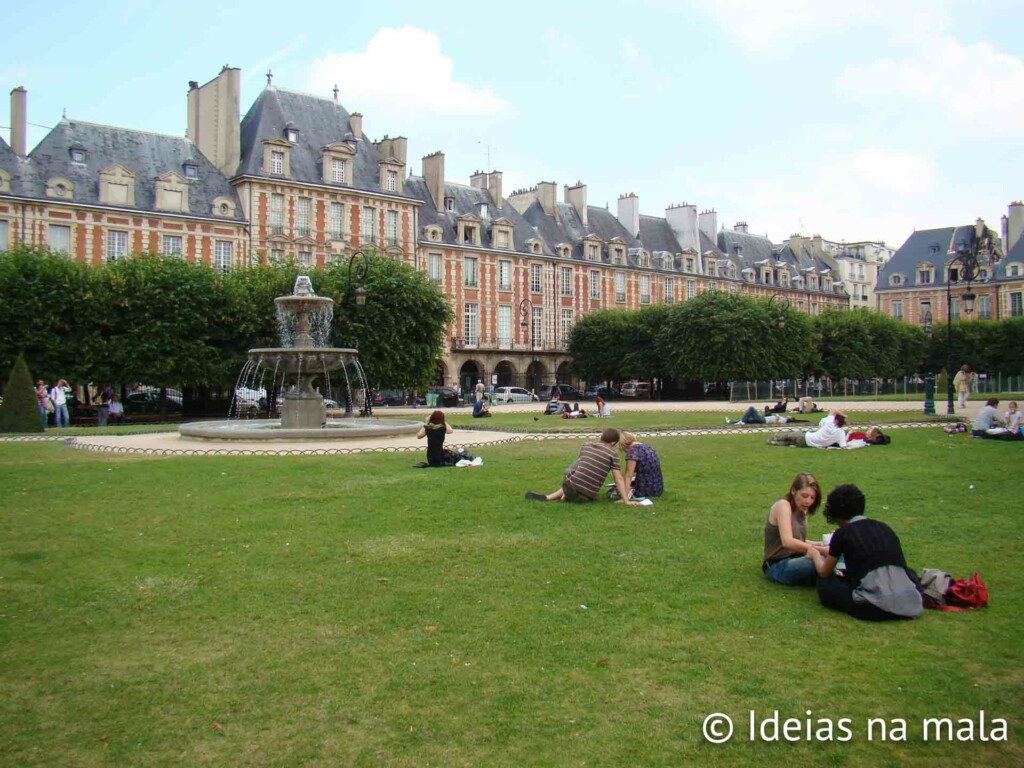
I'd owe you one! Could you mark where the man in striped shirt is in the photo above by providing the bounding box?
[526,428,640,505]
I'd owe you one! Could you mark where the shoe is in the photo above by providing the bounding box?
[525,491,547,501]
[725,417,730,424]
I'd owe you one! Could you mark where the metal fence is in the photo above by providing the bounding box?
[729,374,1024,402]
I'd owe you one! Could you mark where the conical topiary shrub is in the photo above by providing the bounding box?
[0,353,44,433]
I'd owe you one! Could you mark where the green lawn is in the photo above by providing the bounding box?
[0,429,1020,766]
[445,409,949,433]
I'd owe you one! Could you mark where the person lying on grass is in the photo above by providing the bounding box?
[525,427,640,505]
[726,406,809,425]
[765,410,848,448]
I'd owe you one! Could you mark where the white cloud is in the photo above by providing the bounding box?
[849,147,935,195]
[307,26,510,132]
[836,36,1024,139]
[622,39,641,64]
[689,0,951,54]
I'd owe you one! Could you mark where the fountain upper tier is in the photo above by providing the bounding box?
[247,347,357,375]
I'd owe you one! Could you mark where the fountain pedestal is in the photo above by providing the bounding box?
[281,376,328,429]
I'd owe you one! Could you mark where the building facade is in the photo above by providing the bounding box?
[2,68,855,392]
[875,212,1024,327]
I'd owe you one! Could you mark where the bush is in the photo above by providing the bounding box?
[0,354,44,433]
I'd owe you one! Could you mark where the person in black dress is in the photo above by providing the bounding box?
[417,410,454,466]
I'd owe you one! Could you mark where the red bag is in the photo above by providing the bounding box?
[934,573,988,612]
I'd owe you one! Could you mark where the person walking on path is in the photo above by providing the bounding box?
[49,379,71,428]
[475,379,485,403]
[953,364,973,410]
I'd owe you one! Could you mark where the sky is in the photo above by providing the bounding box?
[2,0,1021,248]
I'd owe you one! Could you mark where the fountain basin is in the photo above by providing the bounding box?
[179,417,421,441]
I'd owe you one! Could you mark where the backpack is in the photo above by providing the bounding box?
[922,570,989,611]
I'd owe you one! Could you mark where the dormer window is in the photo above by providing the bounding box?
[332,159,346,183]
[587,244,599,261]
[560,245,571,258]
[155,172,189,213]
[638,251,650,268]
[183,163,198,180]
[612,246,625,265]
[387,170,398,192]
[464,225,478,244]
[45,176,74,200]
[70,148,86,163]
[286,128,299,144]
[98,165,136,207]
[1007,262,1023,278]
[271,151,284,174]
[917,264,934,284]
[890,274,904,287]
[445,197,455,212]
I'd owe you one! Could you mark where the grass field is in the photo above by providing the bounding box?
[0,424,1020,766]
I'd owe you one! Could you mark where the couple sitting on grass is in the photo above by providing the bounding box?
[762,472,922,622]
[525,428,662,505]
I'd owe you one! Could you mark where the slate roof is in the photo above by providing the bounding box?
[238,86,395,194]
[878,224,1014,288]
[18,120,243,220]
[0,134,29,196]
[638,214,682,255]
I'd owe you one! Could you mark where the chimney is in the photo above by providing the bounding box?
[422,151,445,210]
[564,181,587,227]
[734,221,748,234]
[537,181,557,217]
[186,66,240,176]
[470,170,488,189]
[698,209,718,241]
[617,193,640,238]
[10,87,27,157]
[375,135,407,166]
[487,170,503,208]
[665,203,698,253]
[1005,201,1024,253]
[349,112,363,140]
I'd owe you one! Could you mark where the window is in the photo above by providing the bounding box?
[464,256,478,288]
[107,183,129,204]
[664,277,674,305]
[106,230,128,263]
[330,203,344,240]
[615,271,626,303]
[589,270,601,299]
[890,274,903,287]
[685,257,695,272]
[639,274,651,304]
[498,260,512,291]
[917,268,932,284]
[386,169,397,192]
[978,294,992,319]
[498,305,512,347]
[1007,263,1023,278]
[920,299,932,324]
[560,309,574,349]
[531,306,543,348]
[286,128,298,143]
[0,220,8,250]
[1011,292,1023,318]
[271,248,284,261]
[587,243,599,261]
[560,266,573,296]
[463,224,478,245]
[161,234,183,257]
[428,253,442,282]
[530,264,542,294]
[48,224,71,255]
[70,148,86,163]
[385,210,398,245]
[296,198,311,237]
[463,303,479,346]
[331,159,346,184]
[270,194,284,234]
[496,229,510,248]
[214,240,233,274]
[950,297,960,320]
[184,164,198,180]
[271,151,284,175]
[891,299,903,320]
[612,247,625,265]
[298,251,312,267]
[687,280,696,299]
[361,207,376,243]
[445,197,455,212]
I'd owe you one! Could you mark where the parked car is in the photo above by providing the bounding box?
[619,381,651,398]
[125,390,183,414]
[584,385,620,399]
[493,386,537,404]
[538,384,585,401]
[424,386,461,408]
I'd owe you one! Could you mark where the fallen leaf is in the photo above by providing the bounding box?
[212,722,223,732]
[596,659,609,666]
[213,552,223,558]
[423,625,442,633]
[100,734,108,742]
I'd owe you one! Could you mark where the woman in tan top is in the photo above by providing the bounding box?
[762,472,827,586]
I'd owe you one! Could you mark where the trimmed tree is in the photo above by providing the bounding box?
[0,353,44,433]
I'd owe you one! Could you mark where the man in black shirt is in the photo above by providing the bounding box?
[806,484,922,621]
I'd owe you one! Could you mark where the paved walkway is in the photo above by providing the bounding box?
[48,399,967,457]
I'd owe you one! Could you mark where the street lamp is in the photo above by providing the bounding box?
[767,294,789,329]
[944,227,994,415]
[519,298,536,391]
[347,249,370,307]
[921,309,935,415]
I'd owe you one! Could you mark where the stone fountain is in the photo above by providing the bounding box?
[179,275,420,441]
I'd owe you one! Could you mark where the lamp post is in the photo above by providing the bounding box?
[921,309,935,415]
[519,298,535,392]
[767,294,790,329]
[944,235,987,416]
[344,250,370,416]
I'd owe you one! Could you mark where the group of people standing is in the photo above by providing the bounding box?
[32,381,123,429]
[763,473,923,622]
